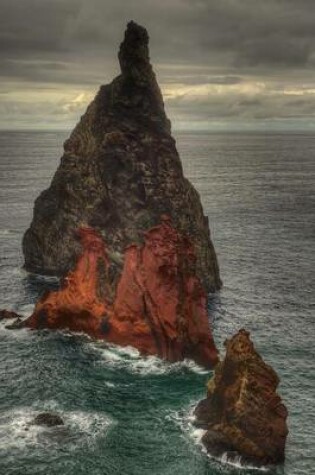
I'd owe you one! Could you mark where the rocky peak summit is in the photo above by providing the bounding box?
[118,21,152,81]
[23,21,221,292]
[111,20,169,132]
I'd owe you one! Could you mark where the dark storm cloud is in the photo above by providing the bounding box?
[0,0,77,55]
[0,0,315,128]
[1,0,315,78]
[193,0,315,68]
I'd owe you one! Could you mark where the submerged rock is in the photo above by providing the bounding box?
[5,318,25,330]
[0,310,25,329]
[24,219,218,368]
[194,329,288,466]
[31,413,64,427]
[22,21,221,292]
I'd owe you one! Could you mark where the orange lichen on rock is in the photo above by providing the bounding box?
[24,218,218,368]
[194,329,288,466]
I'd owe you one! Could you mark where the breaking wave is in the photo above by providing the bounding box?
[87,341,210,376]
[166,404,271,472]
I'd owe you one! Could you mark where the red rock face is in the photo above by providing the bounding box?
[24,218,218,368]
[25,227,112,337]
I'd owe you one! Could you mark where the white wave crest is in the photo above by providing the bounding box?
[88,342,210,376]
[212,452,270,472]
[17,304,35,317]
[167,404,271,472]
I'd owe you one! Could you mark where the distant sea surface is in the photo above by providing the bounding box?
[0,130,314,475]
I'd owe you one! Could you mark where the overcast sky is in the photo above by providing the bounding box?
[1,0,315,130]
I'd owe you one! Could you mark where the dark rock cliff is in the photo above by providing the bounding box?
[23,21,221,292]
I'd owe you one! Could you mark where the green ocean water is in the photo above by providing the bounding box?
[0,131,314,474]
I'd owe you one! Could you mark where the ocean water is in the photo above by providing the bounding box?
[0,130,314,475]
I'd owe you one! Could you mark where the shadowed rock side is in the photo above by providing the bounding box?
[22,21,221,292]
[194,329,288,466]
[24,219,219,368]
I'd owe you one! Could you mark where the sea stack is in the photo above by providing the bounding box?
[194,329,288,466]
[22,21,221,292]
[24,219,219,368]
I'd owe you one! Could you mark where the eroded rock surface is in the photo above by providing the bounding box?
[194,329,288,466]
[22,21,221,292]
[24,219,218,368]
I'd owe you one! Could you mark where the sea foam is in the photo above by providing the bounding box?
[87,341,210,376]
[166,403,271,473]
[0,401,113,452]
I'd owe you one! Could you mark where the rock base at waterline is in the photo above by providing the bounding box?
[23,218,218,368]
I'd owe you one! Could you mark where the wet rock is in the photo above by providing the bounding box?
[31,413,64,427]
[0,309,22,321]
[194,329,288,466]
[24,219,218,368]
[5,317,25,330]
[22,21,221,292]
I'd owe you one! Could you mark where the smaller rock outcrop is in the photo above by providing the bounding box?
[194,329,288,466]
[31,413,64,427]
[0,309,25,329]
[5,318,24,330]
[0,309,21,321]
[24,218,218,368]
